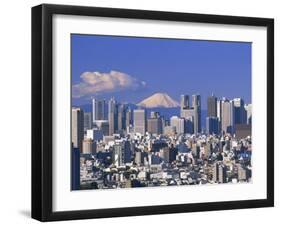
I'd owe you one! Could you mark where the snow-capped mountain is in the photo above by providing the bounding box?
[137,92,180,108]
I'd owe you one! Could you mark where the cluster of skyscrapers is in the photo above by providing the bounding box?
[207,94,252,137]
[71,94,252,190]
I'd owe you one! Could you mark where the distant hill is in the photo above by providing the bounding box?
[137,93,180,108]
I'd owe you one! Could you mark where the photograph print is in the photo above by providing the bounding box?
[71,34,252,191]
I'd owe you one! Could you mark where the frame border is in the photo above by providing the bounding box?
[31,4,274,221]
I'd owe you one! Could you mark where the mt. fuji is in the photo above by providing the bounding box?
[137,93,180,108]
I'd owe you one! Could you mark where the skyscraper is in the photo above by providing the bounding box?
[180,94,201,134]
[181,94,201,134]
[123,141,132,164]
[216,99,222,133]
[170,116,185,134]
[83,112,92,131]
[217,99,222,121]
[108,97,117,135]
[72,107,84,152]
[126,108,133,128]
[117,104,126,131]
[134,109,147,135]
[206,116,219,135]
[233,98,246,124]
[221,99,234,134]
[207,94,217,117]
[185,116,194,134]
[95,120,109,136]
[180,94,189,109]
[147,111,162,135]
[147,118,162,135]
[71,146,80,190]
[192,94,201,134]
[92,98,106,122]
[245,103,252,125]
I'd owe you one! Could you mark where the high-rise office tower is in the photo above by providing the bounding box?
[170,116,185,134]
[83,112,92,131]
[177,117,186,135]
[233,98,246,124]
[147,111,162,134]
[244,104,252,124]
[108,97,117,135]
[185,116,194,134]
[147,118,162,135]
[221,99,235,134]
[206,116,219,135]
[207,94,217,117]
[180,105,194,134]
[123,141,132,164]
[217,100,222,121]
[117,104,126,131]
[95,120,109,136]
[192,94,201,134]
[133,109,147,135]
[216,99,222,132]
[72,107,84,152]
[180,94,189,109]
[71,146,80,190]
[180,94,201,134]
[92,98,106,122]
[125,108,132,128]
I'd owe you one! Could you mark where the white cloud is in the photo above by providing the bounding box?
[72,70,146,98]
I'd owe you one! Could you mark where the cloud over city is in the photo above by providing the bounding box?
[72,70,146,98]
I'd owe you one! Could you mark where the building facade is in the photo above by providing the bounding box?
[207,94,217,117]
[92,98,106,122]
[206,116,220,135]
[108,97,117,135]
[180,94,201,134]
[134,109,147,135]
[72,107,84,152]
[221,99,235,134]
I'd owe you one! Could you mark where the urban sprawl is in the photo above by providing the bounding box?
[71,94,252,190]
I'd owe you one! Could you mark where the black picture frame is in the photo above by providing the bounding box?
[32,4,274,222]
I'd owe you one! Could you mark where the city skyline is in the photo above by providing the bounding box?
[75,93,251,135]
[71,34,251,109]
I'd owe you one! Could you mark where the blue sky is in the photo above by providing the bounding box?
[71,34,251,109]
